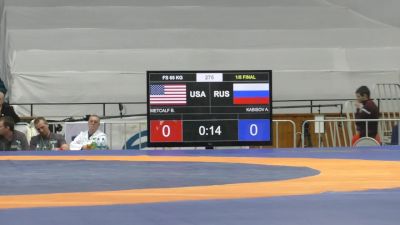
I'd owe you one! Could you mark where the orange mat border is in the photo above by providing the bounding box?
[1,155,400,209]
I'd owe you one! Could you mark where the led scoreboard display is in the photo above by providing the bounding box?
[147,70,272,147]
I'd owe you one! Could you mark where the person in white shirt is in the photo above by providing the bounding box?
[70,115,108,150]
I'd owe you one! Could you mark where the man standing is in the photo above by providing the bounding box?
[352,86,380,145]
[30,117,69,150]
[70,115,108,150]
[0,116,29,150]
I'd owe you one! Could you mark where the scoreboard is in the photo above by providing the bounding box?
[147,70,272,147]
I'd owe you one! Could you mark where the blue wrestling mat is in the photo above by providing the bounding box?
[1,146,400,225]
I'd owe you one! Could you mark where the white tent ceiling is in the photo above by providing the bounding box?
[1,0,400,116]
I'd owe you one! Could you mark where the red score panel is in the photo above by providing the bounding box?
[150,120,183,142]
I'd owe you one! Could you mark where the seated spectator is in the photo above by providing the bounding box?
[30,117,68,150]
[70,115,108,150]
[391,124,399,145]
[0,116,29,150]
[0,91,20,123]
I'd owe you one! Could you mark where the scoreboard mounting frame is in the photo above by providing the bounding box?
[147,70,272,147]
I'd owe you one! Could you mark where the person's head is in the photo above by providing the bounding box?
[0,116,15,136]
[34,117,50,137]
[355,86,371,102]
[87,115,101,135]
[0,91,5,105]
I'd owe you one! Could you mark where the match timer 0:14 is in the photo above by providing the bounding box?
[149,119,270,143]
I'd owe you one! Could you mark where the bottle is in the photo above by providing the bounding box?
[99,137,106,150]
[96,137,101,150]
[90,141,97,150]
[50,140,56,150]
[10,141,21,151]
[97,137,102,150]
[103,137,107,150]
[16,140,22,150]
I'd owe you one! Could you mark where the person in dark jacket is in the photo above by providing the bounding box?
[391,124,399,145]
[0,91,20,123]
[352,86,380,145]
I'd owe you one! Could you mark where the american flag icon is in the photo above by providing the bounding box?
[150,84,187,105]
